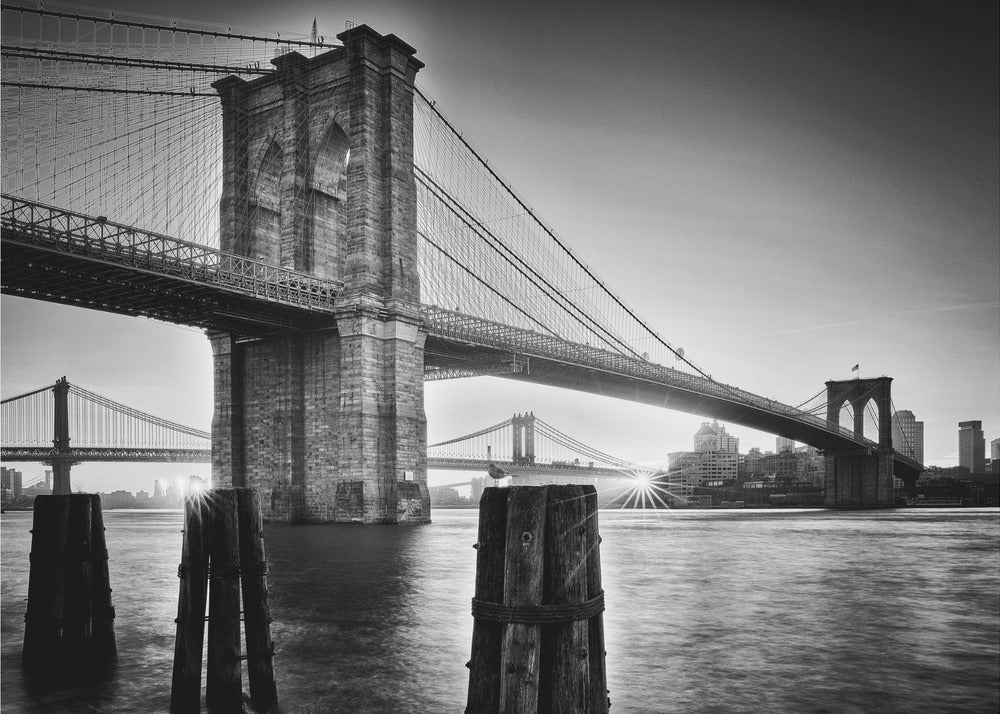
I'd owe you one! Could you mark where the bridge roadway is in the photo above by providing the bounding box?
[0,196,922,479]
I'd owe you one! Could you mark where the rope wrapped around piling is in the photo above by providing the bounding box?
[471,591,604,625]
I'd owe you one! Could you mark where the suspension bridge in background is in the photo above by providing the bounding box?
[0,378,641,487]
[427,412,650,478]
[1,2,922,521]
[1,377,210,492]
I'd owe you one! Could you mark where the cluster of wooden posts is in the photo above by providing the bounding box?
[467,485,609,713]
[22,494,117,674]
[21,484,609,713]
[170,488,278,714]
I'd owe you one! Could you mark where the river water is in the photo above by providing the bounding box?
[2,506,997,713]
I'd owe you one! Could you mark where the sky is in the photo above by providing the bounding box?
[2,0,998,492]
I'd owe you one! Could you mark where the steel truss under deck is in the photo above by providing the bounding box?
[1,195,341,332]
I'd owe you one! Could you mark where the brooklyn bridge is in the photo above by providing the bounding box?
[1,2,923,522]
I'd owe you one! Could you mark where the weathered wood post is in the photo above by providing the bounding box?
[90,494,118,663]
[171,492,211,713]
[171,488,278,713]
[62,494,94,664]
[22,494,118,675]
[237,489,278,713]
[22,495,71,671]
[206,489,242,712]
[466,487,508,711]
[466,485,609,714]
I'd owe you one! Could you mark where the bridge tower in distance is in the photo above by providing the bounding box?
[823,377,895,507]
[210,26,428,523]
[511,413,536,465]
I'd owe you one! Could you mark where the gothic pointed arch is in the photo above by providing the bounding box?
[247,139,282,263]
[308,119,351,279]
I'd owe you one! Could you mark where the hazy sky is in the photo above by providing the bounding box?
[2,0,998,492]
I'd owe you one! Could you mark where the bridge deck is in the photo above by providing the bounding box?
[1,447,211,463]
[1,196,340,333]
[1,197,922,477]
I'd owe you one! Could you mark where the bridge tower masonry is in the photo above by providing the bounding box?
[209,26,429,523]
[823,377,895,507]
[512,413,536,465]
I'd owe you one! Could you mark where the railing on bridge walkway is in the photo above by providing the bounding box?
[1,196,341,329]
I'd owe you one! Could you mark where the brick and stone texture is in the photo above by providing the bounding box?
[211,26,430,523]
[823,377,896,507]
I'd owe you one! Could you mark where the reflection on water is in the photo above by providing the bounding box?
[2,507,997,712]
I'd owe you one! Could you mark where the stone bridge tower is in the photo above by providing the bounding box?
[511,413,536,465]
[823,377,895,507]
[209,26,429,523]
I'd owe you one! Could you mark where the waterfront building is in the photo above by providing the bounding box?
[991,438,1000,474]
[666,451,700,498]
[693,419,739,453]
[891,410,924,464]
[760,451,799,480]
[670,420,740,502]
[470,476,484,502]
[741,447,764,478]
[958,421,986,474]
[1,467,24,501]
[776,437,795,453]
[795,445,825,486]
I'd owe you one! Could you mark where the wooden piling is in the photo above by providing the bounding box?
[543,486,591,713]
[466,485,609,714]
[237,488,278,713]
[499,487,548,712]
[583,488,609,714]
[171,494,211,713]
[172,487,279,713]
[89,494,118,663]
[466,487,509,712]
[62,494,94,663]
[206,489,242,713]
[22,494,117,675]
[22,495,71,671]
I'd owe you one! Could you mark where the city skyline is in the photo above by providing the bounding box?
[2,0,998,492]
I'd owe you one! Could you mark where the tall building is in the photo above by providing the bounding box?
[670,421,740,500]
[1,467,24,501]
[776,437,795,453]
[741,448,764,478]
[891,410,924,464]
[958,421,985,474]
[693,420,739,453]
[471,476,485,502]
[991,438,1000,474]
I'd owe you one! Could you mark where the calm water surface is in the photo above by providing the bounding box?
[2,507,998,712]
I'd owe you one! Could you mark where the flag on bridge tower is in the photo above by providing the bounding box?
[852,364,860,377]
[311,17,318,43]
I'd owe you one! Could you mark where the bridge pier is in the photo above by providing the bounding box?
[210,26,429,523]
[823,449,896,507]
